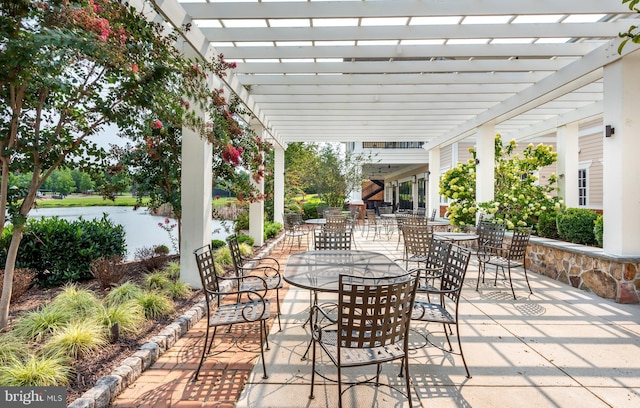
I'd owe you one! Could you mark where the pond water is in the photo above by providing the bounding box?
[29,206,233,260]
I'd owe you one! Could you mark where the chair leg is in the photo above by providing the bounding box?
[194,325,213,381]
[337,364,343,408]
[275,289,282,331]
[454,321,471,378]
[523,265,533,295]
[403,355,413,408]
[508,265,516,300]
[259,321,268,379]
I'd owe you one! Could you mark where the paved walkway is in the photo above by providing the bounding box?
[112,226,640,407]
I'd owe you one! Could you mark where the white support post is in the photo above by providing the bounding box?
[556,123,580,208]
[428,147,441,217]
[249,124,265,247]
[273,144,285,225]
[603,50,640,256]
[179,113,212,289]
[475,125,495,208]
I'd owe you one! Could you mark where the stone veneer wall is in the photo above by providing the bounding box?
[526,236,640,304]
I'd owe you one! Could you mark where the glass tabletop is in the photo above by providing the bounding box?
[284,250,407,293]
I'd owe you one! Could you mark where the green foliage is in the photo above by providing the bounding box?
[594,215,604,248]
[537,212,560,239]
[264,221,282,240]
[165,280,192,299]
[237,234,255,247]
[211,239,227,249]
[234,212,250,233]
[239,243,254,257]
[136,291,175,319]
[302,201,325,219]
[556,208,599,245]
[104,282,144,307]
[143,272,173,291]
[440,135,561,229]
[162,262,181,280]
[0,333,28,365]
[1,216,126,286]
[44,321,108,359]
[13,304,72,342]
[51,284,102,321]
[215,247,233,265]
[0,354,72,386]
[618,0,640,53]
[98,302,145,337]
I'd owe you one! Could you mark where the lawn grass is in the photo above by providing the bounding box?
[35,194,237,208]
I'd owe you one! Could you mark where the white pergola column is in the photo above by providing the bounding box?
[556,123,580,207]
[603,50,640,256]
[475,124,495,206]
[428,147,441,217]
[273,144,285,225]
[180,112,212,289]
[249,123,265,247]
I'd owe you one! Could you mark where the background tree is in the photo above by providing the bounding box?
[0,0,265,329]
[440,135,561,229]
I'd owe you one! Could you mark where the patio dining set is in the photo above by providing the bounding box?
[191,213,534,407]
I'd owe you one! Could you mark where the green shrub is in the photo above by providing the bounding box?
[51,284,102,320]
[154,245,170,255]
[143,271,172,291]
[104,282,144,306]
[556,208,598,245]
[13,304,72,342]
[264,221,282,240]
[234,212,249,233]
[0,333,28,365]
[0,354,72,386]
[211,239,226,249]
[302,201,322,219]
[594,215,604,248]
[239,243,253,257]
[161,261,181,280]
[1,215,126,286]
[165,280,192,299]
[537,212,560,239]
[136,291,175,319]
[214,247,232,265]
[44,320,108,359]
[237,234,254,247]
[98,302,145,337]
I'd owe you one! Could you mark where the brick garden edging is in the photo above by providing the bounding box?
[67,235,284,408]
[527,235,640,304]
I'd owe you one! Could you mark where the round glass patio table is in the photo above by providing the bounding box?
[432,232,478,242]
[304,218,326,225]
[284,250,407,293]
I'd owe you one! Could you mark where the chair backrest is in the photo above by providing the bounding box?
[402,224,431,256]
[440,244,472,303]
[403,216,429,227]
[193,245,221,309]
[477,221,506,251]
[366,209,377,223]
[283,212,302,230]
[423,237,451,275]
[378,206,393,215]
[314,230,352,250]
[507,227,532,260]
[430,208,437,221]
[323,217,348,233]
[415,207,426,218]
[338,272,419,350]
[226,235,244,277]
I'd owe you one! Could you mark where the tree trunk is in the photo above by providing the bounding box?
[0,226,25,330]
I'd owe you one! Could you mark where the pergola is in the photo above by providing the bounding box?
[140,1,640,286]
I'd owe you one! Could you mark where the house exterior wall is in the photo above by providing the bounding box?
[579,132,604,209]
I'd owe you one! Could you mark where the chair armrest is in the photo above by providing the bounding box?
[241,255,281,271]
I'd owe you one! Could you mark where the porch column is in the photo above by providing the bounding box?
[556,123,579,207]
[428,147,440,217]
[180,107,212,289]
[273,144,285,225]
[249,123,265,247]
[475,124,495,207]
[603,49,640,256]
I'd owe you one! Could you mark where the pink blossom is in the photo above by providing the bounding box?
[131,63,139,73]
[151,119,163,129]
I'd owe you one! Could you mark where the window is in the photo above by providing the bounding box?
[398,181,413,210]
[578,168,588,207]
[417,178,426,208]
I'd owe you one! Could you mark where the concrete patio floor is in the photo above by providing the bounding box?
[112,226,640,407]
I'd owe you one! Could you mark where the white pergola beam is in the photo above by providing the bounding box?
[182,0,631,19]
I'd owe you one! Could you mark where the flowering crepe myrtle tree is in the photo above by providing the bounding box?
[0,0,267,329]
[440,134,562,230]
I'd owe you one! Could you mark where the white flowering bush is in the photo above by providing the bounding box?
[440,134,562,229]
